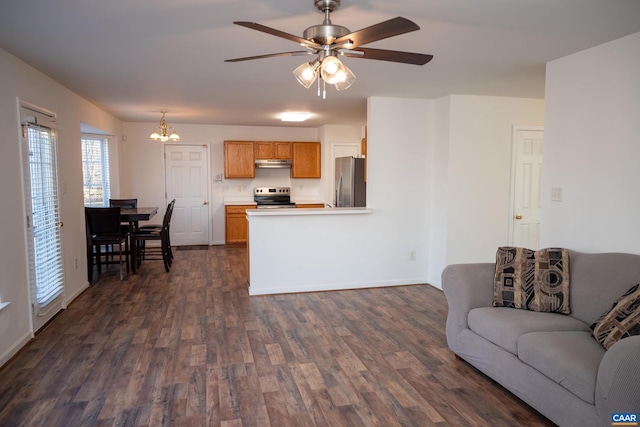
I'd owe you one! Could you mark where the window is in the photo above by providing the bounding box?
[82,136,110,207]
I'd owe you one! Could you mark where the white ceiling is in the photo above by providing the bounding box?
[1,0,640,128]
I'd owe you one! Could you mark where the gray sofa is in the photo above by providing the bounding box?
[442,250,640,427]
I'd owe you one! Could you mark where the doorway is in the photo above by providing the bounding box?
[329,142,361,206]
[20,102,65,332]
[164,144,211,246]
[509,126,544,249]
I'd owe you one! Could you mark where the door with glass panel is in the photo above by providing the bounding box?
[20,104,65,332]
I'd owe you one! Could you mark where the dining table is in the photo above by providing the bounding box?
[120,206,158,224]
[86,206,159,282]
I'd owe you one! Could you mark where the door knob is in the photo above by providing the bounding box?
[515,214,523,220]
[203,201,208,205]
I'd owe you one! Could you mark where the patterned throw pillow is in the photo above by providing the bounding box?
[590,284,640,350]
[493,247,571,314]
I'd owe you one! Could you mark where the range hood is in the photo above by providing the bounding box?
[255,159,292,169]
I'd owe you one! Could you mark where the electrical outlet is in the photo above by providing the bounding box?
[410,250,416,261]
[74,258,78,269]
[551,187,563,202]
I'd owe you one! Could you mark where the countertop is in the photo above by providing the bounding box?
[224,201,257,206]
[246,207,372,216]
[223,198,326,206]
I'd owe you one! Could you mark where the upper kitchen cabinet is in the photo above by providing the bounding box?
[255,141,292,160]
[224,140,255,178]
[291,142,321,179]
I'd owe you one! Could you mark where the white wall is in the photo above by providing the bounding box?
[428,95,545,286]
[0,48,122,366]
[541,32,640,253]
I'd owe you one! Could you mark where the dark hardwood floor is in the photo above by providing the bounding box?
[0,246,555,426]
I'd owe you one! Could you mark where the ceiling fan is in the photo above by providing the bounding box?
[225,0,433,97]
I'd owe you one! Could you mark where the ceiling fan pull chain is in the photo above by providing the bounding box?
[323,79,327,99]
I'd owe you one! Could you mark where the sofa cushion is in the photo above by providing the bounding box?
[590,283,640,350]
[494,247,570,314]
[468,307,589,355]
[517,331,605,404]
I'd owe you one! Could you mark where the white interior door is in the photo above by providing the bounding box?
[510,127,544,249]
[164,144,210,246]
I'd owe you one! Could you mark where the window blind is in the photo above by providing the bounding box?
[81,136,111,207]
[24,123,64,311]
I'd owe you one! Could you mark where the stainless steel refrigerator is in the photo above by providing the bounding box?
[335,156,366,207]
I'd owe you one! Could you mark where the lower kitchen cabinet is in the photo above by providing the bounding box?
[225,205,254,244]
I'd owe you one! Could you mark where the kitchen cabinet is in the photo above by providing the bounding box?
[224,141,255,178]
[291,142,321,178]
[255,141,292,160]
[225,205,254,244]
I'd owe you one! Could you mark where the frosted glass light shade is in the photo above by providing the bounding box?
[320,56,347,85]
[293,62,318,89]
[334,63,356,91]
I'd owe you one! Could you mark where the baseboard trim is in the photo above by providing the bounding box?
[0,331,33,369]
[66,281,89,306]
[248,278,428,296]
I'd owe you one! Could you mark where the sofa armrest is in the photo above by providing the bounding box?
[441,263,495,353]
[595,335,640,420]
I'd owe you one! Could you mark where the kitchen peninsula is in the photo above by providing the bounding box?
[246,206,375,295]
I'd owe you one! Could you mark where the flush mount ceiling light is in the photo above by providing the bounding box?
[225,0,433,99]
[280,112,312,122]
[149,110,180,142]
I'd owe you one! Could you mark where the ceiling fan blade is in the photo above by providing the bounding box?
[225,51,314,62]
[233,22,320,49]
[341,47,433,65]
[334,17,420,49]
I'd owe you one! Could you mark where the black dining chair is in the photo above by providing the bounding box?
[137,199,175,264]
[131,201,173,273]
[110,198,139,230]
[85,207,130,281]
[109,198,137,208]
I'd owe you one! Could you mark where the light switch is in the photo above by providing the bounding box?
[551,187,563,202]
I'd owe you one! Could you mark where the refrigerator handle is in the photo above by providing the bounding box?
[336,174,343,207]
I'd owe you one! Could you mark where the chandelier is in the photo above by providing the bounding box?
[149,111,180,142]
[292,51,356,99]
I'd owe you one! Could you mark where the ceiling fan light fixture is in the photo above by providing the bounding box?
[320,56,342,83]
[334,62,356,90]
[293,61,319,89]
